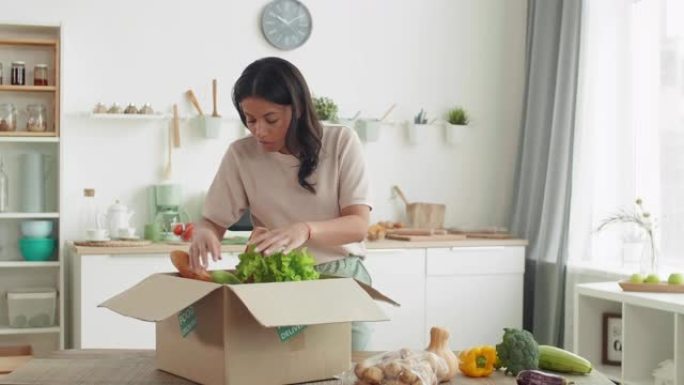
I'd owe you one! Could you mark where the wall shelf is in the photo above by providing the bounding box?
[0,132,58,138]
[0,213,59,219]
[0,136,59,143]
[84,112,167,121]
[0,85,56,92]
[0,261,59,268]
[0,38,58,47]
[0,326,60,336]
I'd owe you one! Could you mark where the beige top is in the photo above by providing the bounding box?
[203,125,371,263]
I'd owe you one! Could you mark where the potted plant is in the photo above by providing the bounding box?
[313,96,338,124]
[406,108,429,145]
[445,106,470,144]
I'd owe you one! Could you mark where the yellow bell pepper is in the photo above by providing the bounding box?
[458,345,497,378]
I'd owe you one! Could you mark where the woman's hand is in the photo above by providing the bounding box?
[189,226,221,272]
[249,222,311,255]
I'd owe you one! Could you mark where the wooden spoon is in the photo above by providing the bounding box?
[185,89,204,116]
[212,79,220,117]
[172,104,181,148]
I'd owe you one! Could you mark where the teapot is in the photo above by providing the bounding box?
[99,200,134,236]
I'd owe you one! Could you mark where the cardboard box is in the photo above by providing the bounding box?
[100,273,397,385]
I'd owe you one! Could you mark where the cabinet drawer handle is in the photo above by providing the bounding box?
[449,246,505,252]
[366,249,407,254]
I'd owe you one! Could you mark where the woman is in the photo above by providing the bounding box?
[189,57,373,349]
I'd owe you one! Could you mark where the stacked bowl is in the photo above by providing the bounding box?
[19,220,55,261]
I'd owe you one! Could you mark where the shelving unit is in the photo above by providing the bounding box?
[0,24,63,358]
[575,282,684,385]
[0,261,60,268]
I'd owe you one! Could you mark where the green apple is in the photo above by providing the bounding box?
[668,273,684,285]
[629,273,645,284]
[210,270,241,285]
[644,274,661,284]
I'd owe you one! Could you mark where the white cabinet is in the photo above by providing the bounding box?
[425,246,524,350]
[72,244,526,352]
[575,282,684,385]
[72,252,239,349]
[363,248,426,350]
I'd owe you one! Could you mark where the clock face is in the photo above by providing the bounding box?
[261,0,312,50]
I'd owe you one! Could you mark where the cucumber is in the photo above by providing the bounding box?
[538,345,592,374]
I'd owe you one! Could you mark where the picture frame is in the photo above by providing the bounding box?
[602,313,623,366]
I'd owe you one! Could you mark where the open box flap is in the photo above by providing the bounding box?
[228,278,390,328]
[99,274,222,322]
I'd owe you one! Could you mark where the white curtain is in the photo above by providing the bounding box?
[570,0,684,269]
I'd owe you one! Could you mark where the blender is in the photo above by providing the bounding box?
[148,184,189,242]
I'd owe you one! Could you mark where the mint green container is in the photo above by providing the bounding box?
[19,237,56,261]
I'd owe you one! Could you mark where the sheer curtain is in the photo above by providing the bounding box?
[570,0,684,270]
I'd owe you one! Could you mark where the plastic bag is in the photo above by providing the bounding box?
[340,348,449,385]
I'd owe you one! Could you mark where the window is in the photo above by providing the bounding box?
[570,0,684,267]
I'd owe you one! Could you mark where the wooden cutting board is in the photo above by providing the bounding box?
[385,233,466,242]
[618,281,684,293]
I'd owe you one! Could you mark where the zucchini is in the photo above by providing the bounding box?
[538,345,592,374]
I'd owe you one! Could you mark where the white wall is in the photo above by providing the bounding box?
[5,0,527,241]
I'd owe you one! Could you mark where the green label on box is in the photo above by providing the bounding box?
[276,325,307,342]
[178,306,197,338]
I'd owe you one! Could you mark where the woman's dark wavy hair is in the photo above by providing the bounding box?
[232,57,322,194]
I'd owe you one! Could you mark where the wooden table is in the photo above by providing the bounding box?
[0,350,613,385]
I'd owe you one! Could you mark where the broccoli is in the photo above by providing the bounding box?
[495,328,539,376]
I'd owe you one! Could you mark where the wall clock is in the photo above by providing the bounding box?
[261,0,312,50]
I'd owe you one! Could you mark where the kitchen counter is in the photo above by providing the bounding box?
[0,350,611,385]
[69,238,527,255]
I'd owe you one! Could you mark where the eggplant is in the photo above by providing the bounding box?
[516,369,574,385]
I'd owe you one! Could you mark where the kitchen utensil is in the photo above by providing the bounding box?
[172,104,180,148]
[392,185,446,229]
[26,104,47,132]
[20,220,53,238]
[386,228,447,236]
[385,233,466,242]
[19,152,49,212]
[212,79,219,117]
[379,103,396,122]
[163,123,173,180]
[185,89,204,116]
[19,237,56,261]
[85,228,109,241]
[73,240,152,247]
[350,110,361,121]
[99,200,135,237]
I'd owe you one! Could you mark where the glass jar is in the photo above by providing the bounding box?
[26,104,47,132]
[34,64,48,86]
[11,61,25,86]
[0,104,17,131]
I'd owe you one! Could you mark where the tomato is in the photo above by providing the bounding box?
[181,223,194,242]
[173,223,185,236]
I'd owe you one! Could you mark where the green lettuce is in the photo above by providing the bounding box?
[236,245,319,283]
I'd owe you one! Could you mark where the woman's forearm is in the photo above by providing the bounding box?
[307,214,368,246]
